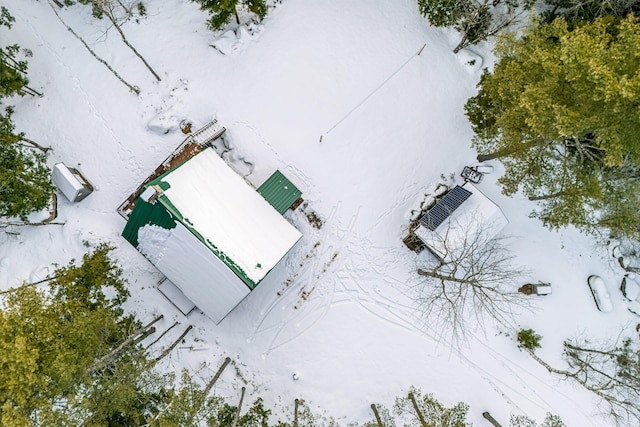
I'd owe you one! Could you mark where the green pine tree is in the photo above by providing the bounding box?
[417,0,535,52]
[465,15,640,238]
[394,386,469,426]
[194,0,268,30]
[0,8,52,221]
[0,108,54,220]
[517,329,542,351]
[0,245,134,424]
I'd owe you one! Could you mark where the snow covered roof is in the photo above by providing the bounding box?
[414,184,508,260]
[123,145,301,281]
[51,163,93,202]
[138,222,251,324]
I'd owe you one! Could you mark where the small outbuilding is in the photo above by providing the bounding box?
[51,163,94,202]
[122,147,302,324]
[413,184,508,260]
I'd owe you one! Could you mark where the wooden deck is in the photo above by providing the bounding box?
[117,119,225,218]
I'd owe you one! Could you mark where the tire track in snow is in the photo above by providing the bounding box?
[248,205,359,356]
[330,241,597,422]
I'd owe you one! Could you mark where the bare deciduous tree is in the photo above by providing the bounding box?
[518,331,640,426]
[48,0,140,94]
[415,213,527,343]
[78,0,161,81]
[417,0,535,53]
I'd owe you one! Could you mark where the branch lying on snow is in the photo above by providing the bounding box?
[47,0,140,94]
[521,336,640,425]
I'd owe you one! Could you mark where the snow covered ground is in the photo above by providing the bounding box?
[1,0,637,425]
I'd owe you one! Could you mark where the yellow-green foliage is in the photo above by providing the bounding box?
[474,14,640,165]
[466,15,640,236]
[0,244,132,424]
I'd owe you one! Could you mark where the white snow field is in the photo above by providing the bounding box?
[0,0,636,425]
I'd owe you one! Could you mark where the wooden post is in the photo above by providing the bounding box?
[293,398,299,427]
[408,393,428,427]
[371,403,383,427]
[231,386,246,427]
[482,412,503,427]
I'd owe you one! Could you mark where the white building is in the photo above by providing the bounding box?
[122,147,302,323]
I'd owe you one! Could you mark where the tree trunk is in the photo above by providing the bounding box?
[528,191,566,201]
[105,12,161,81]
[20,85,43,97]
[153,324,193,362]
[132,326,156,345]
[144,321,179,350]
[231,386,246,427]
[482,412,502,427]
[48,0,139,94]
[522,346,615,402]
[0,275,57,294]
[234,6,240,24]
[20,137,52,153]
[522,346,568,376]
[453,33,469,54]
[371,403,383,427]
[294,399,299,427]
[90,315,164,373]
[477,140,545,162]
[408,392,428,427]
[417,268,474,286]
[203,357,231,396]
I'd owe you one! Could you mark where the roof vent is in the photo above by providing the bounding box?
[140,185,164,204]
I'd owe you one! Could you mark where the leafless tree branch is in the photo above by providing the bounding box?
[414,212,529,344]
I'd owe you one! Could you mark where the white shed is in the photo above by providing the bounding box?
[51,163,94,202]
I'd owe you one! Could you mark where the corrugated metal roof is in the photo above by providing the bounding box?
[121,197,177,247]
[257,170,302,215]
[419,185,472,231]
[122,152,302,292]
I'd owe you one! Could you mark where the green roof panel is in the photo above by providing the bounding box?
[257,170,302,215]
[121,197,177,247]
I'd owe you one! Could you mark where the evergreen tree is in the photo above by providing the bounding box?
[542,0,640,23]
[0,245,134,424]
[394,387,469,427]
[0,108,54,220]
[194,0,268,30]
[517,328,542,351]
[465,15,640,238]
[510,412,566,427]
[0,7,29,99]
[417,0,534,52]
[0,8,53,221]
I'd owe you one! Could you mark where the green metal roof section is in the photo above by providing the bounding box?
[121,197,177,247]
[257,170,302,215]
